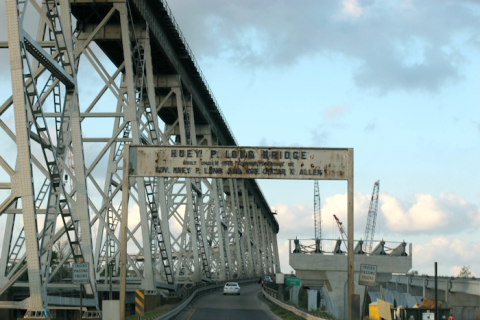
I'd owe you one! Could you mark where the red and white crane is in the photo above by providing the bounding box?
[333,214,348,249]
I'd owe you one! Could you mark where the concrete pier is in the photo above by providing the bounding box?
[289,241,412,319]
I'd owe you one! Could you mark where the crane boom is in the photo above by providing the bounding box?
[363,180,380,254]
[314,181,322,251]
[333,214,347,248]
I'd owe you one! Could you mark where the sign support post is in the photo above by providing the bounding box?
[109,264,113,300]
[79,284,82,318]
[73,262,89,318]
[120,146,130,320]
[347,148,354,320]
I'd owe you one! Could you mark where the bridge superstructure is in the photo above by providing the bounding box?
[0,0,280,316]
[386,275,480,320]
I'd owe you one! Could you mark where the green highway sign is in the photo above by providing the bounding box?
[285,277,301,286]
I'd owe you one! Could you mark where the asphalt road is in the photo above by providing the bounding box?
[177,283,277,320]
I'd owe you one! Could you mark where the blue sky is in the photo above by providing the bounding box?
[168,0,480,276]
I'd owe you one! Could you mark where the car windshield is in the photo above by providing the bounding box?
[226,283,238,286]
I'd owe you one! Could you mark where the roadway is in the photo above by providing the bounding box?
[176,283,278,320]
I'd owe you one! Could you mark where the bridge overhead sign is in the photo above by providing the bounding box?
[128,146,350,180]
[121,145,355,319]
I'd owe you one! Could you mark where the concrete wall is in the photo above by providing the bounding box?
[386,280,480,320]
[290,253,412,320]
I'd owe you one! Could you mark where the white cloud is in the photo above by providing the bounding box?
[341,0,363,18]
[324,105,349,122]
[449,265,463,277]
[468,204,480,226]
[380,191,477,234]
[414,237,479,276]
[168,0,479,92]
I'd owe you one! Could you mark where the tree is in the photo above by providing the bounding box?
[406,270,418,276]
[457,265,472,278]
[51,240,72,281]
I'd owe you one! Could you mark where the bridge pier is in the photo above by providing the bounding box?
[307,288,319,311]
[290,240,412,320]
[290,280,302,305]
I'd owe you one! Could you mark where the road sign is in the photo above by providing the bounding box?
[73,262,90,284]
[135,290,144,316]
[276,273,284,284]
[359,264,377,287]
[423,313,434,320]
[128,146,350,180]
[285,277,301,286]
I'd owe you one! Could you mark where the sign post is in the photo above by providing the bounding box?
[73,262,90,318]
[120,145,354,319]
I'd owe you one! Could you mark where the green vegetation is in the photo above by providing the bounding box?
[269,304,305,320]
[282,286,337,320]
[125,308,168,320]
[457,265,473,278]
[406,270,418,276]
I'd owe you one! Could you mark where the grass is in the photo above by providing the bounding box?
[125,307,169,320]
[269,303,306,320]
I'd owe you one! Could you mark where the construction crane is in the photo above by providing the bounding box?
[314,180,322,252]
[363,180,380,254]
[333,214,347,249]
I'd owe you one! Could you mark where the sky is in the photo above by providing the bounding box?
[166,0,480,277]
[0,0,479,279]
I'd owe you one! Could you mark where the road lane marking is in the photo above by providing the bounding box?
[186,306,198,320]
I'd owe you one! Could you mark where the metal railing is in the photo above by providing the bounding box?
[263,282,278,299]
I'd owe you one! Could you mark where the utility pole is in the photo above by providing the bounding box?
[314,180,322,252]
[435,262,438,320]
[347,148,354,320]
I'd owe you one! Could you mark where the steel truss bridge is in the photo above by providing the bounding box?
[0,0,280,317]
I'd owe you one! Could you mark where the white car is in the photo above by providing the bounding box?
[223,282,241,295]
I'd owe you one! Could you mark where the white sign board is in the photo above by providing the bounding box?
[276,273,285,284]
[423,313,434,320]
[73,262,90,284]
[377,299,392,320]
[128,146,350,180]
[359,264,377,286]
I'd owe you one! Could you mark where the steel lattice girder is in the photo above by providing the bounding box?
[0,0,280,314]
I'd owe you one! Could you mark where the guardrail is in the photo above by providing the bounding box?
[262,287,327,320]
[263,283,278,299]
[153,278,257,320]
